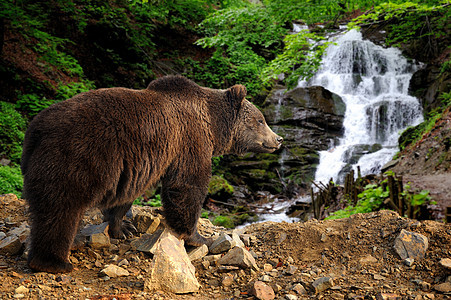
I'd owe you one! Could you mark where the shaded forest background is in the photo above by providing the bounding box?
[0,0,450,222]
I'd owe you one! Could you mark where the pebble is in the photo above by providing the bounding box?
[188,244,209,261]
[312,277,334,293]
[439,258,451,270]
[15,286,28,294]
[250,281,275,300]
[100,264,129,277]
[222,274,234,287]
[292,283,307,295]
[285,294,297,300]
[284,265,298,275]
[263,263,273,272]
[433,282,451,293]
[0,235,22,255]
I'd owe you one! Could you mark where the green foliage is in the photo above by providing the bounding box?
[15,94,56,116]
[327,184,389,219]
[196,3,287,96]
[348,1,450,49]
[0,165,23,197]
[0,102,27,164]
[133,194,162,207]
[262,30,331,89]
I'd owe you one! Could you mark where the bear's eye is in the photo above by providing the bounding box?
[258,119,264,125]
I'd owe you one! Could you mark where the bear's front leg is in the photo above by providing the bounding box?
[161,176,213,247]
[102,203,137,239]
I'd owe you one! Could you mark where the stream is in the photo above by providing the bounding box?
[255,28,424,223]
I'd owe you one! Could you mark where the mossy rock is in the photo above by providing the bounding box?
[208,175,234,199]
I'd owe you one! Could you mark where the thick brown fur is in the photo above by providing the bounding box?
[21,75,282,273]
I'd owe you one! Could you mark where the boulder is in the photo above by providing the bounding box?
[393,229,428,260]
[144,231,199,294]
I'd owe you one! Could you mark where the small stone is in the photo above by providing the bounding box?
[0,232,6,240]
[118,244,131,255]
[250,281,275,300]
[285,265,298,275]
[404,258,414,267]
[270,283,282,293]
[241,234,251,246]
[217,265,240,272]
[330,292,345,300]
[261,275,272,282]
[263,263,273,272]
[134,212,160,234]
[285,294,297,300]
[100,265,129,278]
[267,258,279,267]
[15,286,28,294]
[312,277,334,293]
[117,258,129,267]
[0,235,22,255]
[375,293,402,300]
[80,222,110,249]
[394,229,428,260]
[218,246,259,270]
[209,232,236,254]
[187,244,208,261]
[373,274,386,280]
[359,254,377,264]
[232,232,245,248]
[292,283,307,295]
[287,256,294,264]
[433,282,451,293]
[320,233,327,242]
[203,254,222,262]
[439,258,451,270]
[222,273,234,287]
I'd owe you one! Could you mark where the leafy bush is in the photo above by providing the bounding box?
[0,102,27,164]
[212,215,234,228]
[0,165,23,197]
[326,184,389,219]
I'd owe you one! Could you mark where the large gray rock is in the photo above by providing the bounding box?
[218,246,259,270]
[209,232,236,254]
[394,229,428,260]
[0,235,22,255]
[144,231,200,294]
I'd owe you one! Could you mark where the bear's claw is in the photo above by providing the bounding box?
[108,219,137,239]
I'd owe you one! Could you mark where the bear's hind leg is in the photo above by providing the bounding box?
[102,203,137,239]
[28,203,84,273]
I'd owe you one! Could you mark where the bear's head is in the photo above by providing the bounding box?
[227,85,283,155]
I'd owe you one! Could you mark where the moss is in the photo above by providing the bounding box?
[213,215,234,228]
[208,175,234,199]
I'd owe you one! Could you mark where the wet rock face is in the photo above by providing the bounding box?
[409,66,451,114]
[224,85,345,192]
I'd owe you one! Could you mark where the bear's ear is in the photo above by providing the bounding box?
[226,85,247,110]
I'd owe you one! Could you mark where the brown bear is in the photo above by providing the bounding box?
[21,75,283,273]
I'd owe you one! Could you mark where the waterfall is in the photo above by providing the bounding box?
[301,29,424,184]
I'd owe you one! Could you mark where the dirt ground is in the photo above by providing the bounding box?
[0,194,450,300]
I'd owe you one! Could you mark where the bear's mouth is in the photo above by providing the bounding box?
[262,143,279,150]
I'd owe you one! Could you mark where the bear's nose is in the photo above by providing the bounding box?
[276,136,283,144]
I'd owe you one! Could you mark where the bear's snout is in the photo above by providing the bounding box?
[276,135,283,147]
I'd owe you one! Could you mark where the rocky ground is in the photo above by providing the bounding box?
[1,194,450,300]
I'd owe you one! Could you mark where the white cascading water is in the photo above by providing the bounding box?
[300,29,424,184]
